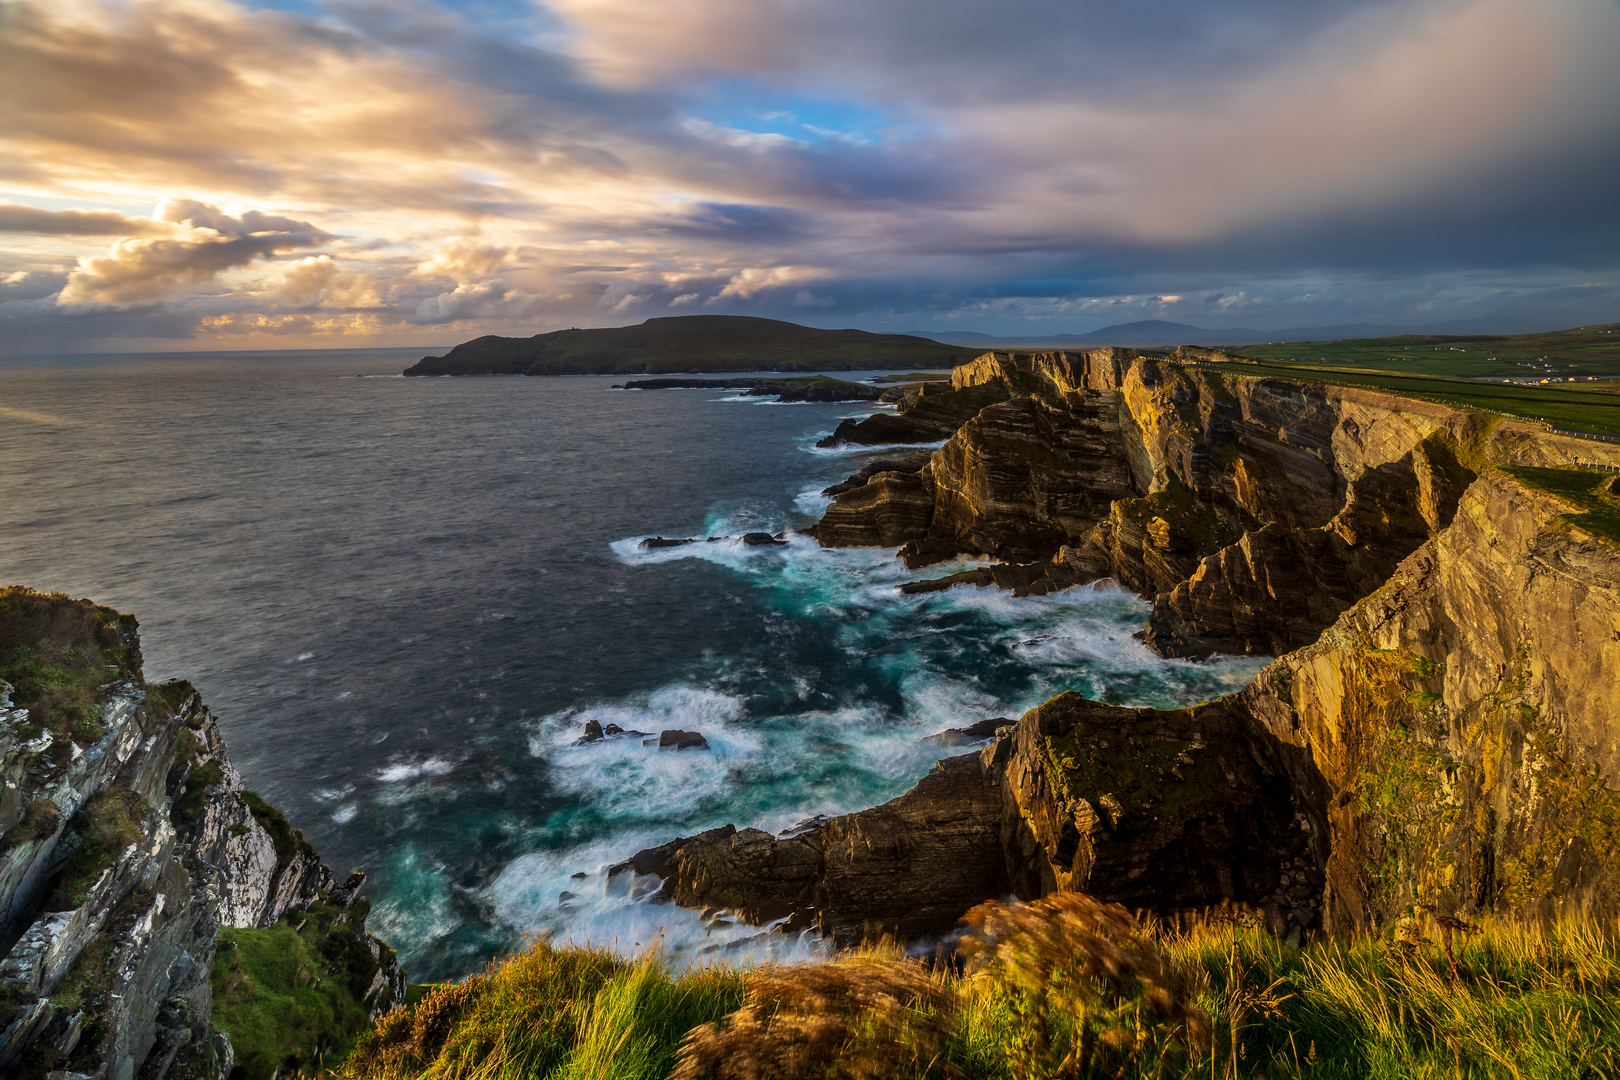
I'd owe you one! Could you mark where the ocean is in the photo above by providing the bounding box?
[0,349,1267,980]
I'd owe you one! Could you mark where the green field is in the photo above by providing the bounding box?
[1233,323,1620,381]
[1176,354,1620,438]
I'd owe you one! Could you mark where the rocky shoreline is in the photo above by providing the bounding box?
[618,346,1620,946]
[0,589,403,1080]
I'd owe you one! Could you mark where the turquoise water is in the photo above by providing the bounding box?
[0,351,1266,978]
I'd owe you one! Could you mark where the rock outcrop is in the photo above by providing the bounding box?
[0,588,403,1080]
[618,692,1317,945]
[619,348,1620,949]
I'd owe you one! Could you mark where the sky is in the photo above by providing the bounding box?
[2,0,1619,354]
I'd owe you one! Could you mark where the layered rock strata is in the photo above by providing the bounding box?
[0,589,402,1080]
[817,348,1612,656]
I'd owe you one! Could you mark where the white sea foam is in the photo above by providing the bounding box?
[487,841,831,970]
[370,845,459,966]
[713,396,834,406]
[793,485,833,514]
[376,757,456,783]
[802,440,947,457]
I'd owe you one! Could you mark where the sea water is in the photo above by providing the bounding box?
[0,350,1267,979]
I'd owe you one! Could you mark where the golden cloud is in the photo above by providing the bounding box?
[57,199,331,305]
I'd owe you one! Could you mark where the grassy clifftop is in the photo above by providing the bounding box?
[331,896,1620,1080]
[402,316,977,376]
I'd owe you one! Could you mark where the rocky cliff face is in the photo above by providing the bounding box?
[621,349,1620,949]
[0,589,402,1080]
[1240,470,1620,933]
[816,348,1610,656]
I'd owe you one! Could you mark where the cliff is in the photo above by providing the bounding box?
[624,347,1620,947]
[402,315,974,376]
[0,588,403,1080]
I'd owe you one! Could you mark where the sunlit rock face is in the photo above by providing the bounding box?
[0,590,403,1080]
[627,348,1620,946]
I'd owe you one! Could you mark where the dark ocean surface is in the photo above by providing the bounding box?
[0,349,1267,980]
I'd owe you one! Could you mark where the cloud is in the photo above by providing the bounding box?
[411,280,545,324]
[1,0,1618,352]
[0,204,175,236]
[56,199,332,305]
[274,255,384,308]
[715,265,824,300]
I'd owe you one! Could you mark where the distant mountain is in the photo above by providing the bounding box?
[899,330,1003,346]
[901,320,1416,347]
[404,315,979,376]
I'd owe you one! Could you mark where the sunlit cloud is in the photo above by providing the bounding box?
[0,0,1617,353]
[57,200,332,305]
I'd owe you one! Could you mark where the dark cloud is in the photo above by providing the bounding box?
[0,204,173,236]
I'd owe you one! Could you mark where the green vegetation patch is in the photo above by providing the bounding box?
[0,799,62,852]
[0,588,139,748]
[1500,465,1620,546]
[1499,731,1620,911]
[174,758,223,819]
[915,379,1014,426]
[1356,722,1459,906]
[240,789,316,863]
[48,785,149,910]
[212,899,393,1079]
[1033,700,1234,821]
[337,940,744,1080]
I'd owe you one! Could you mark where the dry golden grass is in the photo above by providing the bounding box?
[329,902,1620,1080]
[671,950,956,1080]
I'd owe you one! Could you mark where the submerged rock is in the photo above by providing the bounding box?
[641,536,696,549]
[922,717,1012,746]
